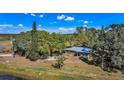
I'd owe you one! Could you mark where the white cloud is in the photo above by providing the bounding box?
[0,24,14,27]
[78,20,84,22]
[65,16,75,21]
[0,24,31,34]
[37,25,42,30]
[78,20,89,24]
[68,28,75,31]
[83,25,88,27]
[84,20,88,24]
[57,15,66,20]
[58,27,75,33]
[39,14,44,18]
[38,25,42,27]
[49,21,57,24]
[59,27,67,31]
[18,24,23,27]
[37,28,42,30]
[57,14,75,21]
[30,13,36,16]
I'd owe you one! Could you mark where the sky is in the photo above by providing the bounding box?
[0,13,124,34]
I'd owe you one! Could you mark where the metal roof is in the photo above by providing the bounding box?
[64,47,91,53]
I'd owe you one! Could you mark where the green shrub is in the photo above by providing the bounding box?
[52,55,66,69]
[28,51,39,61]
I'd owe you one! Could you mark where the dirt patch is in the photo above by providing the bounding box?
[0,41,12,53]
[0,56,54,68]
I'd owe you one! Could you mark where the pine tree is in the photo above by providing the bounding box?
[28,21,39,61]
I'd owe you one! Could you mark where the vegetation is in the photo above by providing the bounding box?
[52,55,66,69]
[13,22,66,59]
[90,24,124,72]
[76,27,97,46]
[68,24,124,72]
[27,22,39,61]
[12,21,124,72]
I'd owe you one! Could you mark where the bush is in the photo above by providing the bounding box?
[28,51,39,61]
[52,56,66,69]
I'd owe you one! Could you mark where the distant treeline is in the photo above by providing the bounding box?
[0,34,17,41]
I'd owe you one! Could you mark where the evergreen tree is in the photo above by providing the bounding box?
[28,21,39,61]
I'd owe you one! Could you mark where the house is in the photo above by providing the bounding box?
[64,46,94,61]
[64,46,91,57]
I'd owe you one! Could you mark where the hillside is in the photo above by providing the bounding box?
[0,56,124,80]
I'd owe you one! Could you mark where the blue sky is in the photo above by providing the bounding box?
[0,13,124,34]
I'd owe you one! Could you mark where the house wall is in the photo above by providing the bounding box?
[64,51,76,57]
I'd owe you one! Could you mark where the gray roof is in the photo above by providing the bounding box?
[64,47,91,53]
